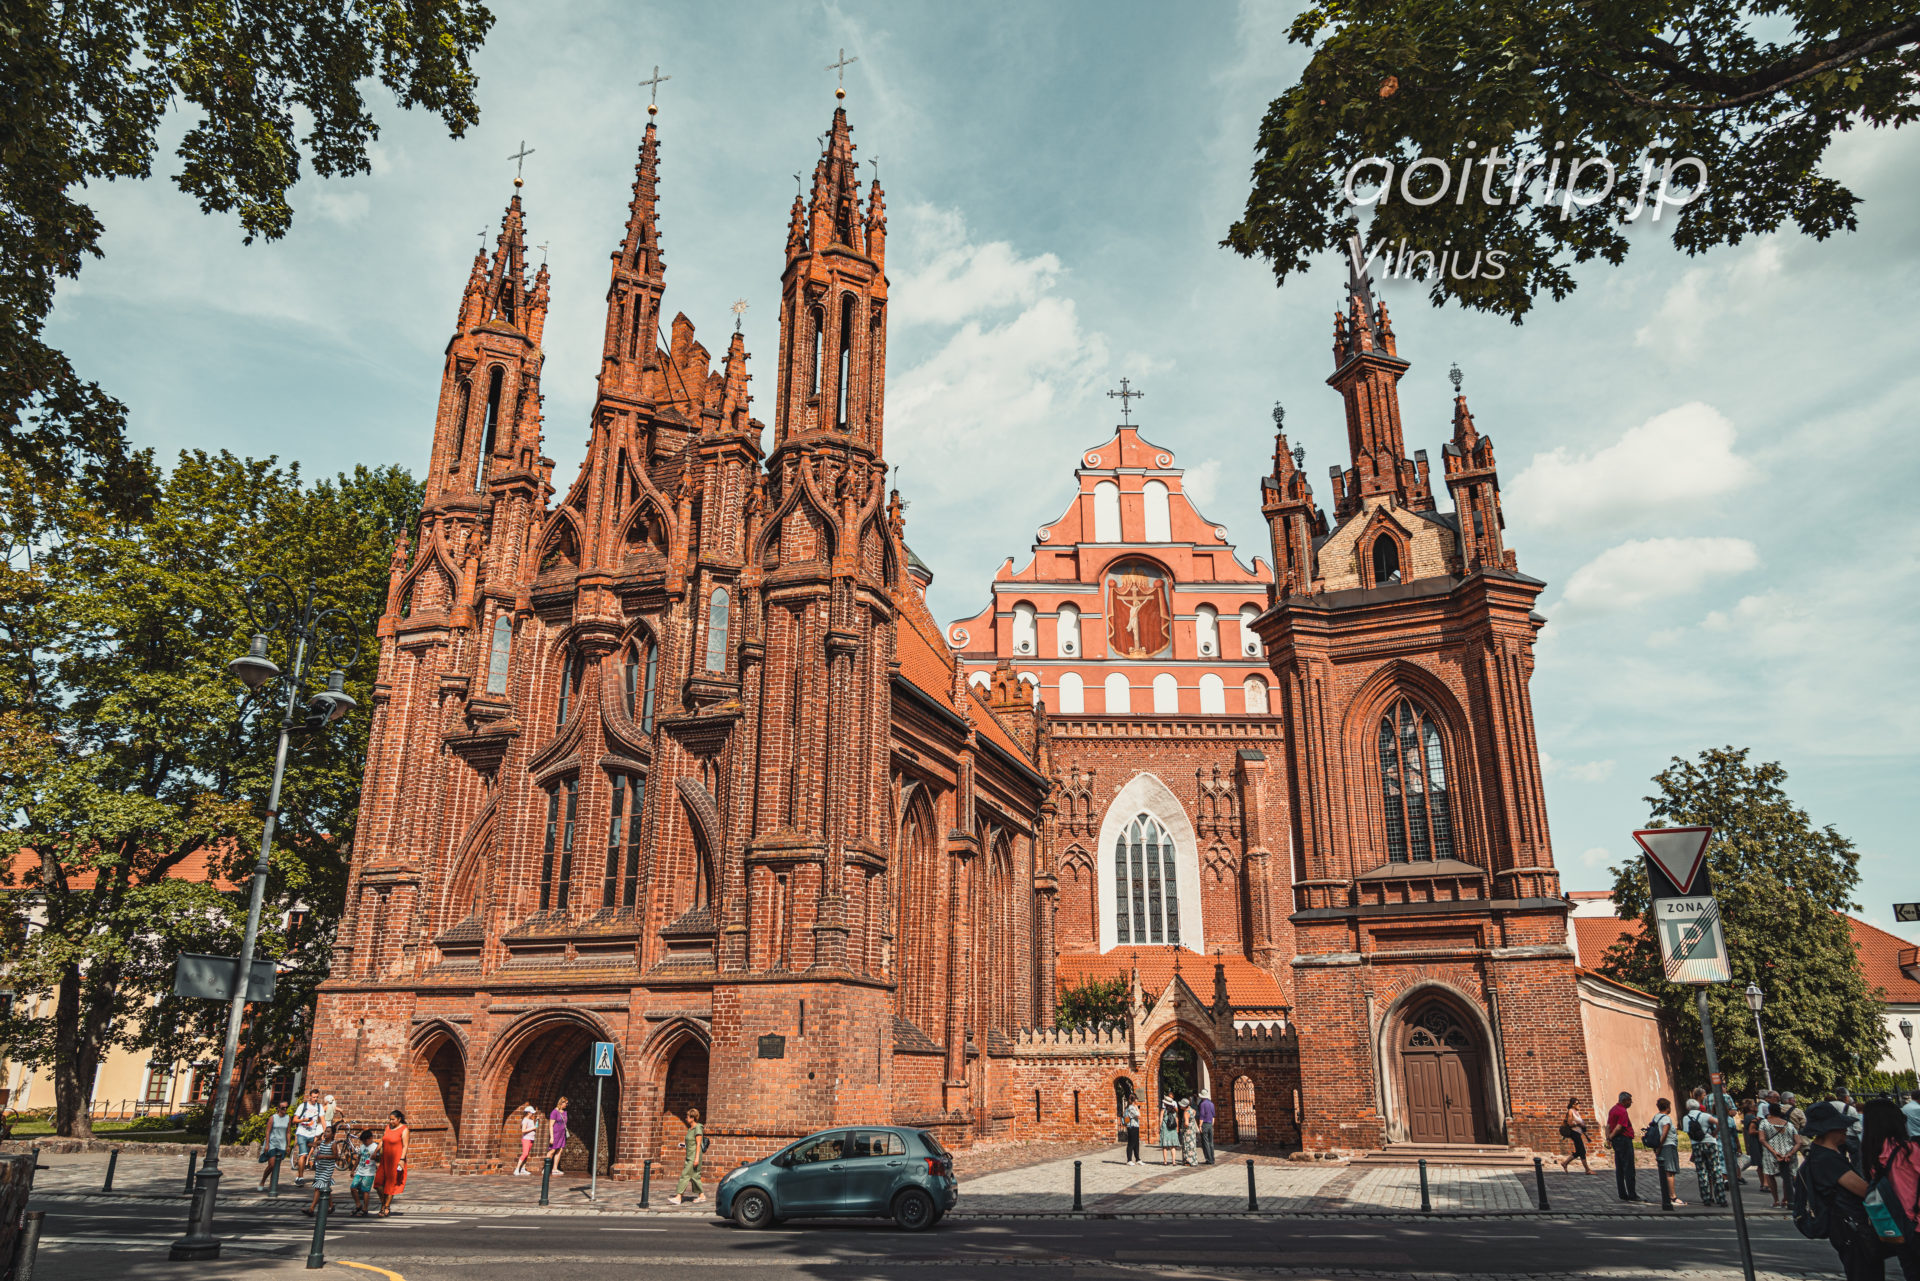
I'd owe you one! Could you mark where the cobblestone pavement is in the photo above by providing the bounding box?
[20,1144,1791,1220]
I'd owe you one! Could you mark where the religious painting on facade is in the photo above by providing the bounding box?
[1105,561,1172,658]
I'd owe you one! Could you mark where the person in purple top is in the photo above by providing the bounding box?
[1197,1092,1216,1164]
[548,1096,570,1174]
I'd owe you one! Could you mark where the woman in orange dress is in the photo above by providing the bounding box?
[376,1109,410,1217]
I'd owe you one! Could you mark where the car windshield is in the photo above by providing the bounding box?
[917,1130,949,1158]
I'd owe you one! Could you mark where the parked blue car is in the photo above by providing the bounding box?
[715,1126,957,1230]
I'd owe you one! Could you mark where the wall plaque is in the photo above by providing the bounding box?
[757,1033,786,1059]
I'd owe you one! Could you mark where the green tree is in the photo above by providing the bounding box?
[1227,1,1920,321]
[1056,975,1132,1031]
[1601,747,1885,1096]
[1,0,492,516]
[0,453,419,1137]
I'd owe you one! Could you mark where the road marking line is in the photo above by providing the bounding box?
[335,1262,405,1281]
[600,1227,668,1232]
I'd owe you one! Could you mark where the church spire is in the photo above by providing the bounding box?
[1261,404,1325,598]
[1441,364,1515,573]
[600,122,667,396]
[1326,259,1432,521]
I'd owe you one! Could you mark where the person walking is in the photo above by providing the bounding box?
[1122,1096,1142,1165]
[1684,1099,1728,1207]
[547,1096,569,1174]
[1862,1096,1920,1280]
[1834,1087,1865,1171]
[376,1109,410,1218]
[1606,1091,1640,1202]
[348,1128,378,1216]
[1904,1088,1920,1139]
[256,1102,292,1191]
[1653,1097,1686,1208]
[1198,1092,1216,1165]
[1798,1100,1884,1280]
[1559,1097,1592,1174]
[304,1121,343,1217]
[1179,1099,1200,1166]
[1760,1101,1801,1209]
[293,1088,326,1182]
[1741,1098,1762,1176]
[321,1094,338,1133]
[1159,1095,1179,1165]
[513,1103,539,1176]
[667,1107,705,1205]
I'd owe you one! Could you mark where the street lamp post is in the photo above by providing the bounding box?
[1902,1017,1915,1082]
[1745,982,1774,1094]
[171,577,359,1261]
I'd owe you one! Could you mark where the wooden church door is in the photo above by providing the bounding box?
[1400,1003,1487,1144]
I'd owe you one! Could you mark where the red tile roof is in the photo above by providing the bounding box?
[1573,915,1644,969]
[1056,946,1286,1007]
[6,843,240,892]
[1850,916,1920,1004]
[895,583,1035,769]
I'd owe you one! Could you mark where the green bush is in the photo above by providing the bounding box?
[175,1106,210,1134]
[119,1115,182,1132]
[237,1112,271,1145]
[1055,975,1131,1031]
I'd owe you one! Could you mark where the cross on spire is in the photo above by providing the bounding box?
[507,140,535,187]
[1107,378,1144,425]
[731,298,749,332]
[1271,402,1285,430]
[1449,361,1464,393]
[476,228,488,252]
[827,47,858,99]
[639,65,670,116]
[868,156,880,184]
[536,241,550,265]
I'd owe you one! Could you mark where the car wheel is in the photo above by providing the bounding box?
[892,1187,936,1231]
[732,1187,774,1229]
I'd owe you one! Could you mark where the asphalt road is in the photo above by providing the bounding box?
[27,1197,1840,1280]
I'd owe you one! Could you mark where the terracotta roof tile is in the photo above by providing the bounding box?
[1573,915,1643,969]
[895,583,1036,769]
[1056,946,1286,1007]
[1850,916,1920,1004]
[5,843,240,893]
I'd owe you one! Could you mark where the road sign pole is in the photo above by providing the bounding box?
[1698,988,1757,1281]
[591,1074,604,1203]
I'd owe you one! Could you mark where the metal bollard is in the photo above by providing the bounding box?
[305,1184,330,1269]
[1418,1157,1431,1213]
[539,1153,553,1206]
[1534,1156,1551,1211]
[1072,1160,1082,1212]
[13,1210,45,1281]
[103,1147,120,1192]
[639,1158,652,1208]
[269,1151,282,1197]
[184,1150,198,1195]
[1247,1159,1258,1213]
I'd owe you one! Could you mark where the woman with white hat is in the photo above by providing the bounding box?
[513,1102,539,1175]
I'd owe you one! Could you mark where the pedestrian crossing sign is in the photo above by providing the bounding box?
[593,1041,616,1076]
[1655,895,1731,985]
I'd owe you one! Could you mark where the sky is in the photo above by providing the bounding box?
[48,2,1919,943]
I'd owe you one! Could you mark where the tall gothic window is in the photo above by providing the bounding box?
[1112,813,1181,946]
[539,778,578,912]
[1377,698,1456,863]
[809,305,825,396]
[705,588,730,672]
[476,367,503,491]
[623,641,656,730]
[485,615,512,695]
[556,648,583,727]
[836,293,855,429]
[451,381,471,470]
[604,774,645,909]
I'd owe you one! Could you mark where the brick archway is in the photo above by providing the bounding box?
[405,1024,467,1169]
[1379,986,1501,1146]
[489,1011,624,1175]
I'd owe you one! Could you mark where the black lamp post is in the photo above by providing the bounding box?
[1902,1017,1915,1080]
[1745,982,1773,1094]
[171,576,359,1261]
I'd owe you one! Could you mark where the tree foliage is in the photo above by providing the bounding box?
[1056,975,1132,1031]
[0,454,419,1137]
[0,0,493,514]
[1227,0,1920,320]
[1601,747,1885,1096]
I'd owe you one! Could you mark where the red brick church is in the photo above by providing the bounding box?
[309,98,1595,1175]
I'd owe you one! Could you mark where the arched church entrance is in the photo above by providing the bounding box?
[497,1018,622,1174]
[1395,999,1490,1145]
[406,1029,465,1169]
[655,1039,709,1168]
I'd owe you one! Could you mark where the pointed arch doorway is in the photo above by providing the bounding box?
[1397,1001,1489,1145]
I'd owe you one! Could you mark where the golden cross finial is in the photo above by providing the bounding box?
[827,47,858,99]
[507,140,535,187]
[639,65,670,116]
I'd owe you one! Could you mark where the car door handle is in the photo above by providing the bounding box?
[828,1163,846,1170]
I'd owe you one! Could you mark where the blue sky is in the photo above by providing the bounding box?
[49,2,1919,940]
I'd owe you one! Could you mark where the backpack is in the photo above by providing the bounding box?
[1642,1117,1664,1150]
[1684,1113,1706,1143]
[1793,1161,1832,1241]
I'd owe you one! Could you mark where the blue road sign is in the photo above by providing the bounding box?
[592,1041,616,1076]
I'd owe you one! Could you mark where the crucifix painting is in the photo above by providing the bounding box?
[1105,562,1171,658]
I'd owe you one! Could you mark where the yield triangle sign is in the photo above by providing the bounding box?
[1632,826,1714,896]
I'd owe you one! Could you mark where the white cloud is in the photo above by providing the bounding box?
[1506,402,1757,531]
[1579,846,1612,871]
[1182,458,1222,506]
[1560,536,1759,612]
[891,204,1064,327]
[1635,241,1786,359]
[308,189,371,226]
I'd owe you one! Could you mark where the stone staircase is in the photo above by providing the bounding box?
[1349,1143,1540,1169]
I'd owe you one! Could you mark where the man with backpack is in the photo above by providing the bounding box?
[1607,1091,1642,1203]
[1795,1100,1884,1280]
[1649,1098,1685,1209]
[1685,1099,1729,1207]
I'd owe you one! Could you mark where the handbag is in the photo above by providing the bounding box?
[1559,1123,1577,1141]
[1864,1178,1909,1246]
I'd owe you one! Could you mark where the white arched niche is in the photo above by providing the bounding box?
[1056,603,1081,657]
[1103,672,1131,714]
[1097,772,1205,954]
[1011,601,1037,656]
[1093,481,1121,543]
[1057,671,1085,713]
[1152,672,1179,713]
[1198,673,1226,714]
[1143,480,1171,543]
